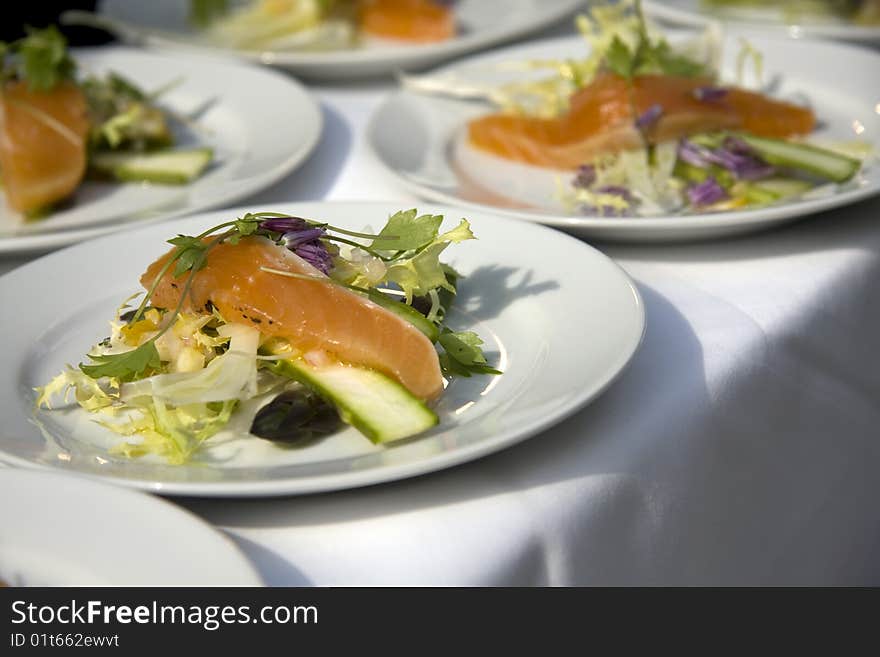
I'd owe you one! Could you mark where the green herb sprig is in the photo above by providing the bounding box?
[0,26,76,92]
[603,1,707,81]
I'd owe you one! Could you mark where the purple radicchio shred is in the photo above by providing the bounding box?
[595,184,636,204]
[260,216,310,234]
[678,138,774,180]
[687,177,728,207]
[573,164,597,189]
[678,139,713,168]
[693,86,728,102]
[579,203,633,218]
[635,103,663,130]
[708,138,775,180]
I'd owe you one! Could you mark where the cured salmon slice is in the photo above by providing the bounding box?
[142,235,445,402]
[0,81,90,213]
[358,0,455,42]
[468,73,817,170]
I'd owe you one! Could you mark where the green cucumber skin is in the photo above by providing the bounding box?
[90,148,213,185]
[365,290,439,343]
[751,178,813,198]
[268,359,438,444]
[737,134,860,183]
[110,168,199,185]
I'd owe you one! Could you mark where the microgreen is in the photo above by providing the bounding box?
[0,26,76,92]
[80,342,162,382]
[600,1,707,81]
[189,0,230,28]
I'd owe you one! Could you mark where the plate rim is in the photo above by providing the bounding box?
[0,45,323,256]
[0,200,645,497]
[644,0,880,42]
[0,467,263,584]
[365,33,880,241]
[94,0,584,74]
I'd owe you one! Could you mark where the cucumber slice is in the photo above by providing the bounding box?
[735,178,814,204]
[90,148,213,185]
[736,134,860,183]
[269,359,438,444]
[750,177,813,198]
[365,289,439,343]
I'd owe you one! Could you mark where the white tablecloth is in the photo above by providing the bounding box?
[4,25,880,586]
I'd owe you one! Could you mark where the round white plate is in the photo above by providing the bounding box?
[0,47,322,255]
[91,0,583,79]
[367,34,880,242]
[645,0,880,45]
[0,201,644,497]
[0,469,262,585]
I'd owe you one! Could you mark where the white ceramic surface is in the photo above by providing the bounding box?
[93,0,584,79]
[645,0,880,44]
[0,47,322,255]
[0,201,644,497]
[0,469,262,585]
[367,34,880,242]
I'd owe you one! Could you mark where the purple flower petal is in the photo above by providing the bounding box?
[283,227,326,248]
[635,103,663,130]
[693,86,728,102]
[687,177,728,207]
[294,242,333,274]
[260,216,310,234]
[573,164,597,189]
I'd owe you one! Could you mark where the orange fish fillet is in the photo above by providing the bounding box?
[468,73,817,169]
[0,81,90,213]
[142,236,444,402]
[358,0,455,42]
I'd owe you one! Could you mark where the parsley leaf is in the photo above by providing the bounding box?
[167,235,209,277]
[437,330,502,378]
[382,219,475,302]
[638,40,707,78]
[3,26,76,92]
[370,209,444,252]
[80,341,162,382]
[605,36,635,79]
[234,214,260,236]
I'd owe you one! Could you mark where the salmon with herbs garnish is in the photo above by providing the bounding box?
[142,235,445,402]
[358,0,455,42]
[467,73,816,170]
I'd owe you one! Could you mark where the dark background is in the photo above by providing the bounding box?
[2,1,114,45]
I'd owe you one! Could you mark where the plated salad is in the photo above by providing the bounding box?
[453,0,870,217]
[36,209,499,464]
[0,27,212,218]
[190,0,456,51]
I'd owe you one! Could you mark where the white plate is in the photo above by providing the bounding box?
[91,0,583,79]
[0,469,261,585]
[0,47,322,255]
[367,34,880,242]
[645,0,880,45]
[0,201,644,497]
